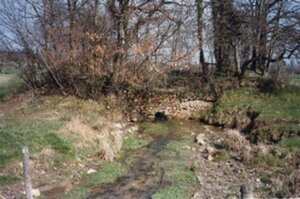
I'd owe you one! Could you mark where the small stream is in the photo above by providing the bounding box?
[88,136,173,199]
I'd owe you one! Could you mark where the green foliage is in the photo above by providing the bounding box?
[0,175,21,185]
[86,162,127,186]
[122,135,150,150]
[63,187,90,199]
[0,118,68,167]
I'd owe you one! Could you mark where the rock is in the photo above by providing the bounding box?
[184,145,191,150]
[127,125,139,133]
[207,154,214,161]
[196,134,206,145]
[87,169,97,174]
[32,189,40,197]
[206,146,215,153]
[131,117,138,122]
[114,123,123,129]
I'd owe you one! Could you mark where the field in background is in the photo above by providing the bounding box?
[290,75,300,87]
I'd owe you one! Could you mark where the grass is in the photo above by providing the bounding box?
[86,162,127,186]
[151,186,191,199]
[165,140,193,157]
[290,76,300,87]
[0,117,71,167]
[0,175,21,185]
[122,135,150,150]
[252,153,284,168]
[0,74,24,101]
[216,86,300,121]
[152,164,198,199]
[280,137,300,149]
[63,187,91,199]
[142,122,170,136]
[199,84,300,142]
[152,136,199,199]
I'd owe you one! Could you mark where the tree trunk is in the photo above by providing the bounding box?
[196,0,207,75]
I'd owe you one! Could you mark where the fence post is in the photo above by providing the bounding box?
[240,183,253,199]
[22,146,33,199]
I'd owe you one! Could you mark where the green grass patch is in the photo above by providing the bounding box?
[86,162,127,186]
[0,118,71,167]
[251,153,284,168]
[153,136,198,199]
[63,187,90,199]
[142,122,170,136]
[0,74,24,101]
[168,170,198,185]
[290,77,300,87]
[200,85,300,131]
[219,86,300,121]
[280,137,300,149]
[0,175,21,185]
[212,150,231,162]
[152,168,198,199]
[151,186,190,199]
[122,135,150,150]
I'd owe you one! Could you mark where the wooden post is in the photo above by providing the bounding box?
[240,183,253,199]
[22,147,33,199]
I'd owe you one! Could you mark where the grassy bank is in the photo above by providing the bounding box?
[200,81,300,143]
[0,74,24,101]
[0,92,125,197]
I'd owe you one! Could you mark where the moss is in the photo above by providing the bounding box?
[86,162,127,186]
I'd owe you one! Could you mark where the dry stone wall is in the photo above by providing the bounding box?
[126,91,213,121]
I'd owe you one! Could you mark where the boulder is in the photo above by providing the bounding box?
[196,134,206,145]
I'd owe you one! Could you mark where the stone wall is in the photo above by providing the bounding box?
[126,91,213,121]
